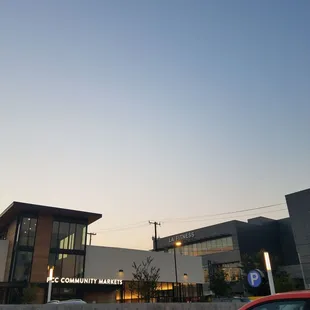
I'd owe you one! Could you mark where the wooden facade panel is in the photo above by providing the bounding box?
[30,215,53,283]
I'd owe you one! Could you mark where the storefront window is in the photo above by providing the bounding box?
[48,253,85,278]
[12,251,33,281]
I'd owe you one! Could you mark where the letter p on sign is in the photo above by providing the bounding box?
[247,270,262,288]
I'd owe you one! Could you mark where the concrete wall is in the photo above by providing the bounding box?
[0,240,9,281]
[85,246,204,284]
[0,303,245,310]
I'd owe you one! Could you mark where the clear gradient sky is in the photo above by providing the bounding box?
[1,0,309,250]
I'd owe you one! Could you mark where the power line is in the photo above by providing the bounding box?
[95,221,147,233]
[170,208,288,223]
[95,223,149,234]
[93,203,287,234]
[160,203,287,223]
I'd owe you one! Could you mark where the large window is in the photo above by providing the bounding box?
[18,217,37,247]
[50,221,87,250]
[167,236,233,257]
[48,253,84,278]
[12,251,33,281]
[203,262,241,283]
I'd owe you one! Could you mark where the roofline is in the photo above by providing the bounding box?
[0,201,102,230]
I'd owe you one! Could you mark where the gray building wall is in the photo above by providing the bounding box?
[236,220,282,259]
[157,221,241,251]
[84,245,204,284]
[286,188,310,287]
[277,218,299,266]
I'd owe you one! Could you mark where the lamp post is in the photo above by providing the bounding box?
[47,266,54,303]
[173,241,182,302]
[264,252,275,295]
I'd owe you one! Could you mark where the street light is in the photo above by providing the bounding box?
[264,252,275,295]
[47,266,54,303]
[173,241,182,302]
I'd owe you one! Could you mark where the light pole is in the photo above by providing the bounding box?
[173,241,182,302]
[47,266,54,303]
[264,252,275,295]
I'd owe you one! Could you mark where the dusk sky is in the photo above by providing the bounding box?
[1,0,309,250]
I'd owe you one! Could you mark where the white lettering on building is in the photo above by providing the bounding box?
[168,231,195,243]
[46,277,123,285]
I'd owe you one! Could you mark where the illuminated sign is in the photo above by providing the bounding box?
[168,231,195,243]
[46,277,122,285]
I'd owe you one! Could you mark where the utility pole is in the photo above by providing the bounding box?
[149,221,161,251]
[87,232,96,245]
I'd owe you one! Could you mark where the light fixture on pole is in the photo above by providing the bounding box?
[173,241,182,302]
[47,266,54,303]
[264,252,275,295]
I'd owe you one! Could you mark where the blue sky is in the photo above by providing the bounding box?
[0,0,309,249]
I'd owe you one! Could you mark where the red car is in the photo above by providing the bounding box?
[239,291,310,310]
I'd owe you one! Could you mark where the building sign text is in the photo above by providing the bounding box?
[168,231,195,243]
[46,277,123,285]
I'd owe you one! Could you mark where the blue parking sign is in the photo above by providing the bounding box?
[247,270,262,287]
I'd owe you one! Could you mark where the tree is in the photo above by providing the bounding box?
[210,267,231,297]
[129,256,160,302]
[274,271,295,293]
[21,284,38,304]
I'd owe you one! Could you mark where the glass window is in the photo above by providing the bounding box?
[222,237,227,247]
[54,254,63,277]
[196,242,201,255]
[62,254,76,277]
[51,221,59,248]
[13,251,33,281]
[211,240,217,249]
[75,255,84,278]
[68,223,76,250]
[251,300,306,310]
[206,240,212,250]
[74,224,86,250]
[18,217,37,247]
[28,219,37,246]
[227,236,233,247]
[201,241,207,254]
[59,222,70,249]
[48,253,84,278]
[203,268,209,282]
[216,238,223,249]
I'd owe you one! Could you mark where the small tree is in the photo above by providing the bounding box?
[129,256,160,302]
[21,284,38,304]
[274,271,296,293]
[210,267,231,297]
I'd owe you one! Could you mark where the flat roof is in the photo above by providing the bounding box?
[0,201,102,230]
